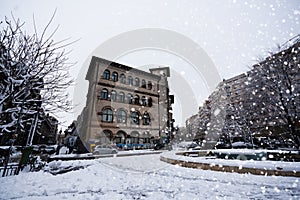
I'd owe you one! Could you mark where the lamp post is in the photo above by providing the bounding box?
[26,99,42,147]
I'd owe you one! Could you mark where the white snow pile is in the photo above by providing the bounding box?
[43,160,93,175]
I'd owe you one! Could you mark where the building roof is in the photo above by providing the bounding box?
[86,56,161,81]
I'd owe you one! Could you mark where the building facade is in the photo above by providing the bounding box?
[188,40,300,147]
[185,114,198,141]
[78,57,174,151]
[33,112,58,145]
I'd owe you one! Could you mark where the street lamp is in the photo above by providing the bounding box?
[26,99,42,147]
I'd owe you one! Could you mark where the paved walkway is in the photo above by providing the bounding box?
[48,150,162,161]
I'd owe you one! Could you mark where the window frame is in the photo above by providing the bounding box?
[147,81,152,90]
[102,108,113,122]
[141,79,146,88]
[135,77,140,87]
[103,69,110,80]
[117,109,127,124]
[130,111,140,125]
[101,88,108,100]
[110,90,117,101]
[127,93,133,104]
[141,96,147,106]
[142,112,151,125]
[112,71,118,82]
[128,76,133,85]
[119,92,125,103]
[120,74,126,84]
[148,97,153,107]
[134,94,140,105]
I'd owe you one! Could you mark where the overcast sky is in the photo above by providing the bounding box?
[1,0,300,127]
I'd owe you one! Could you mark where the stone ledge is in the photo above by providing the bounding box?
[160,155,300,177]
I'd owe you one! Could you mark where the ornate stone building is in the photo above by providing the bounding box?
[77,56,174,151]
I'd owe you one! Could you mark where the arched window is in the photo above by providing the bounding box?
[120,74,126,84]
[148,97,153,107]
[142,112,151,125]
[148,81,152,90]
[135,78,140,86]
[141,79,146,88]
[130,111,140,125]
[112,72,118,82]
[141,96,147,106]
[127,93,133,104]
[117,109,127,124]
[119,92,125,103]
[134,95,140,105]
[110,90,117,101]
[101,88,108,100]
[128,76,133,85]
[102,108,113,122]
[116,131,126,144]
[103,69,110,80]
[102,130,113,143]
[130,131,139,144]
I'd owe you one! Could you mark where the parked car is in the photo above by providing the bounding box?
[32,145,57,155]
[43,145,57,154]
[214,141,231,149]
[93,145,118,155]
[231,142,257,149]
[186,142,201,150]
[32,145,40,154]
[154,143,165,150]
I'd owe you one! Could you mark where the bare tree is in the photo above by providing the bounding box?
[0,14,75,145]
[246,38,300,148]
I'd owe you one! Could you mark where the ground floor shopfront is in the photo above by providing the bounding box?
[86,128,166,152]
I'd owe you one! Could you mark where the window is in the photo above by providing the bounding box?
[110,90,117,101]
[141,96,147,106]
[141,79,146,88]
[131,131,139,144]
[128,76,133,85]
[130,111,140,125]
[127,93,133,104]
[103,69,110,80]
[101,130,113,143]
[135,78,140,86]
[120,74,126,84]
[148,97,153,107]
[101,88,108,100]
[134,95,140,105]
[142,112,151,125]
[117,109,127,124]
[116,131,126,144]
[119,92,125,103]
[102,108,113,122]
[112,72,118,82]
[148,81,152,90]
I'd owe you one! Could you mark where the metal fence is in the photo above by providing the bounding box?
[0,164,19,177]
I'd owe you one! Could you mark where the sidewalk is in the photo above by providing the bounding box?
[48,150,163,162]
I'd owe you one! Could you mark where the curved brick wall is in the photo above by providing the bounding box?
[160,154,300,177]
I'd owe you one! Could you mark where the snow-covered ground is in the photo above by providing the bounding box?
[0,153,299,200]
